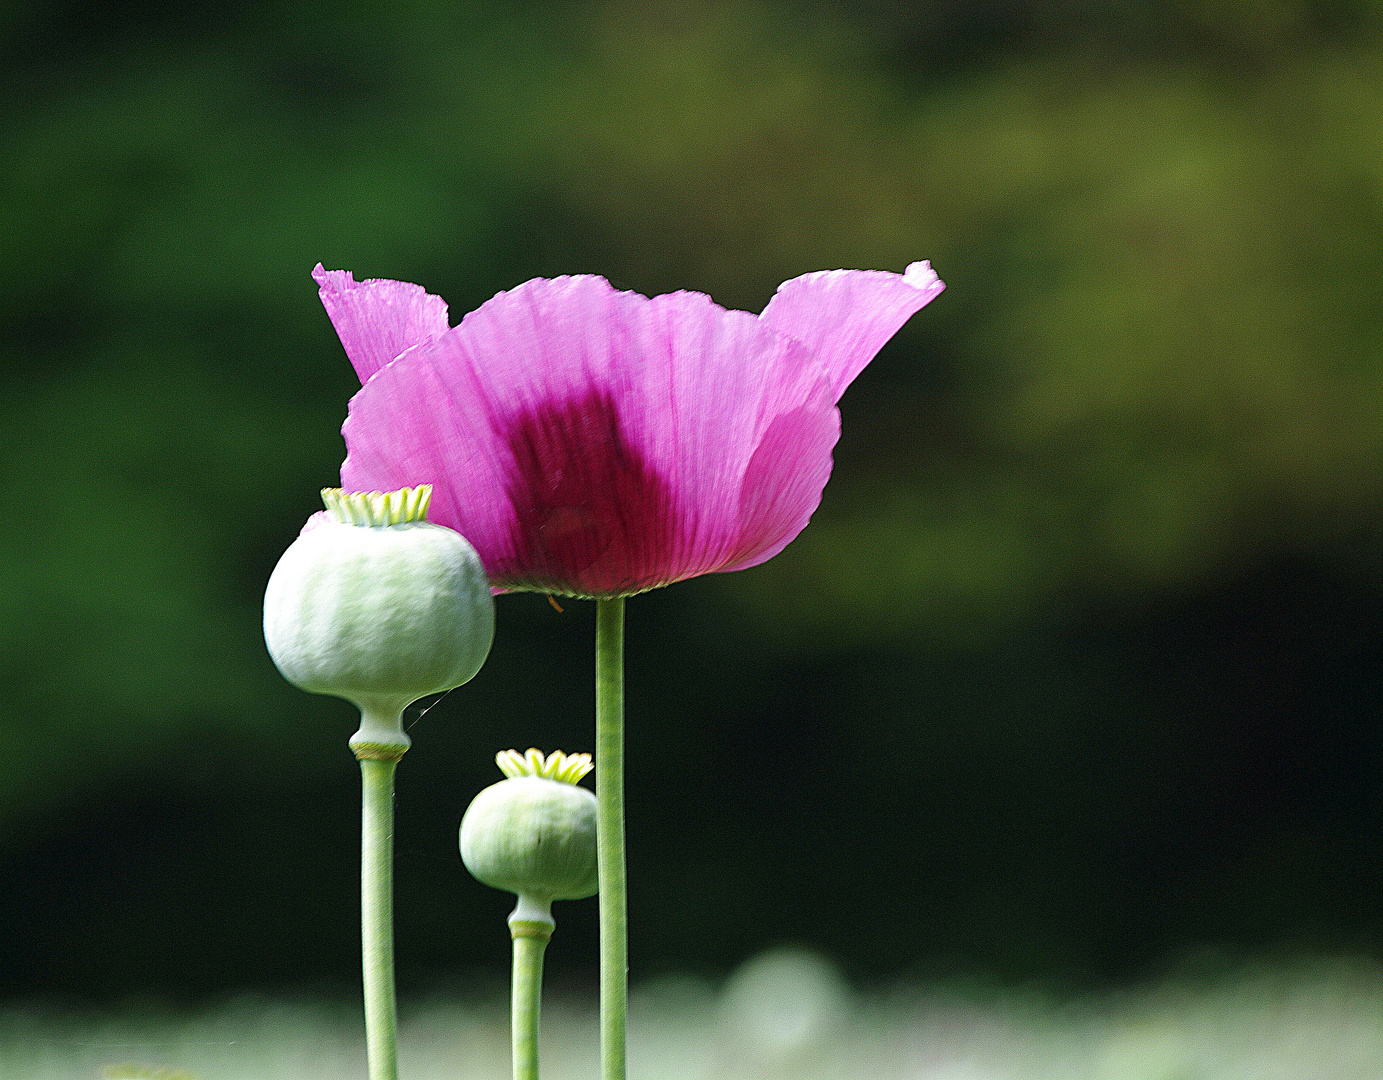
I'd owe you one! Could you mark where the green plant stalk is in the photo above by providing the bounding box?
[595,597,627,1080]
[509,920,552,1080]
[359,755,402,1080]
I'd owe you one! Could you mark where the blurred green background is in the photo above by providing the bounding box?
[1,0,1377,1006]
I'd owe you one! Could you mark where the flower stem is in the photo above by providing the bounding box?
[358,754,403,1080]
[509,902,554,1080]
[595,596,627,1080]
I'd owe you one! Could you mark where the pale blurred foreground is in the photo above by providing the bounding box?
[5,950,1379,1080]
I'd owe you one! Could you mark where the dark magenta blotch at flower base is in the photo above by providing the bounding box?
[314,262,944,599]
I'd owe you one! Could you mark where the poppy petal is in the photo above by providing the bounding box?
[343,276,836,595]
[313,264,451,383]
[758,260,945,401]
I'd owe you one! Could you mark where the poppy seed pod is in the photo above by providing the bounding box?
[461,749,598,911]
[263,485,494,756]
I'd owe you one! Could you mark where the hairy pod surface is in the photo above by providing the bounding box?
[263,486,495,719]
[461,775,598,902]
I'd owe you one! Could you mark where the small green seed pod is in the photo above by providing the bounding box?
[461,749,599,909]
[263,485,494,757]
[466,751,595,1080]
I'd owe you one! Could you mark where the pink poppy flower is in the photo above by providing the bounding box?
[314,262,944,599]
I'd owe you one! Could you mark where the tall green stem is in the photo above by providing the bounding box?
[595,597,627,1080]
[509,909,553,1080]
[358,755,402,1080]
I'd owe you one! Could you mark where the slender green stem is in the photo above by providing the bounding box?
[595,596,627,1080]
[509,909,553,1080]
[359,756,402,1080]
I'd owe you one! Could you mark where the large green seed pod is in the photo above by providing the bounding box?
[461,750,599,905]
[263,485,494,755]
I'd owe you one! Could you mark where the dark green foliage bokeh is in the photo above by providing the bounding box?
[1,0,1378,1003]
